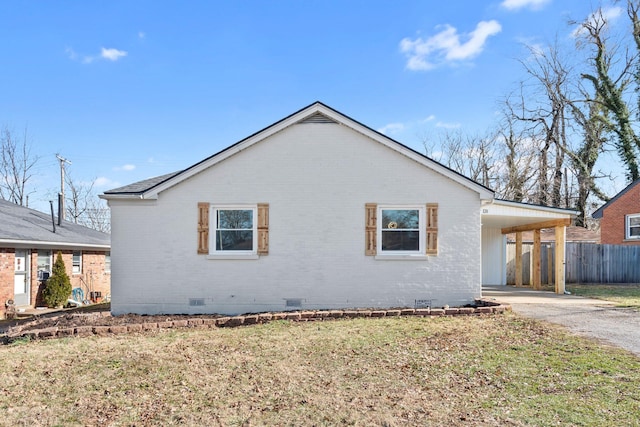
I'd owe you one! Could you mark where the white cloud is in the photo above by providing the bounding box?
[501,0,550,11]
[400,20,502,70]
[435,121,461,129]
[94,177,120,188]
[66,46,128,63]
[101,47,127,61]
[421,115,436,123]
[138,31,146,39]
[114,164,136,172]
[65,47,78,60]
[377,122,405,135]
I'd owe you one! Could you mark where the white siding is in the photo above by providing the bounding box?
[110,123,483,315]
[481,227,506,285]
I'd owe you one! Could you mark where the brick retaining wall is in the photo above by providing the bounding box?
[2,298,509,343]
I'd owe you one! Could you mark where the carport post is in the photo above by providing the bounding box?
[554,225,566,294]
[532,229,541,290]
[515,232,523,287]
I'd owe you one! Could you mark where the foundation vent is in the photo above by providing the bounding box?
[284,298,302,308]
[414,299,432,309]
[189,298,205,306]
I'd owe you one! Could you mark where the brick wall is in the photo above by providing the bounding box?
[600,182,640,245]
[0,248,110,318]
[110,122,484,315]
[0,249,14,318]
[30,250,111,307]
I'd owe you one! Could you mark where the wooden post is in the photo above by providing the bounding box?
[547,244,553,285]
[532,229,541,290]
[515,232,523,287]
[555,225,566,294]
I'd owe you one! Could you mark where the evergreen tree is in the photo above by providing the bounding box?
[42,252,72,308]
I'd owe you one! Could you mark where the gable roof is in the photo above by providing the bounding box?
[102,102,495,201]
[0,199,110,249]
[592,178,640,219]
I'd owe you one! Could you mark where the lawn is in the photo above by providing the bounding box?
[1,314,639,426]
[566,283,640,308]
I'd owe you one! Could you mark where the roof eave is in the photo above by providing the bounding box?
[492,199,580,216]
[0,239,110,250]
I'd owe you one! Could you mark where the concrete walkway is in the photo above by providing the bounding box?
[483,285,640,357]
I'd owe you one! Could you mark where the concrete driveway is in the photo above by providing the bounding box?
[483,285,640,357]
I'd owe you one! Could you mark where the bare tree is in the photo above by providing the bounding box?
[0,125,39,206]
[64,173,111,233]
[423,129,498,188]
[494,103,539,202]
[577,4,640,181]
[506,41,574,207]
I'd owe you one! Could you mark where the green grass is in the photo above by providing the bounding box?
[1,314,639,426]
[567,284,640,308]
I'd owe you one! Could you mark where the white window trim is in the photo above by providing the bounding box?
[72,251,82,275]
[209,204,258,258]
[376,205,426,256]
[37,250,52,273]
[105,251,111,273]
[626,213,640,240]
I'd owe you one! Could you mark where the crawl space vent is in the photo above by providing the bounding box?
[298,112,337,124]
[189,298,205,306]
[414,299,432,309]
[285,298,302,308]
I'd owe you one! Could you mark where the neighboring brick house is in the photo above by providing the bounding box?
[1,199,111,318]
[592,179,640,245]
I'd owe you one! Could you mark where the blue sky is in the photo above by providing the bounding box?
[0,0,624,212]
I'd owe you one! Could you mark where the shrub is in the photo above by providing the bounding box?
[42,252,72,308]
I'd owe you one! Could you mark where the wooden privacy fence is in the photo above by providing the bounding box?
[507,242,640,284]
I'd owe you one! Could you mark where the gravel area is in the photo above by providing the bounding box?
[483,285,640,357]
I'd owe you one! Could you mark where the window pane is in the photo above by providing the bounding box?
[382,230,420,251]
[216,230,253,251]
[218,210,253,229]
[630,226,640,237]
[37,250,51,272]
[73,251,82,273]
[382,210,419,229]
[630,216,640,226]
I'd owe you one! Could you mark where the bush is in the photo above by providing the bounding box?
[42,252,72,308]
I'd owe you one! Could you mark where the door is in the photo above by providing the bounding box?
[14,250,30,306]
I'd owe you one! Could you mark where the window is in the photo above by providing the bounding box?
[626,214,640,240]
[72,251,82,274]
[37,250,52,280]
[105,251,111,273]
[378,206,425,254]
[197,202,269,256]
[212,206,257,254]
[365,203,438,257]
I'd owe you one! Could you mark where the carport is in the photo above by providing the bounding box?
[481,199,579,294]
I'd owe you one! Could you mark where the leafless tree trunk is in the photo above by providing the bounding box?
[577,4,640,181]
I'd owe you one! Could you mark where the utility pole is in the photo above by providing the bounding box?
[56,154,71,221]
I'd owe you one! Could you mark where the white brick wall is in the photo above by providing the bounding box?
[110,123,483,315]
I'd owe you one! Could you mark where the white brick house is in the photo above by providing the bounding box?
[102,102,575,315]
